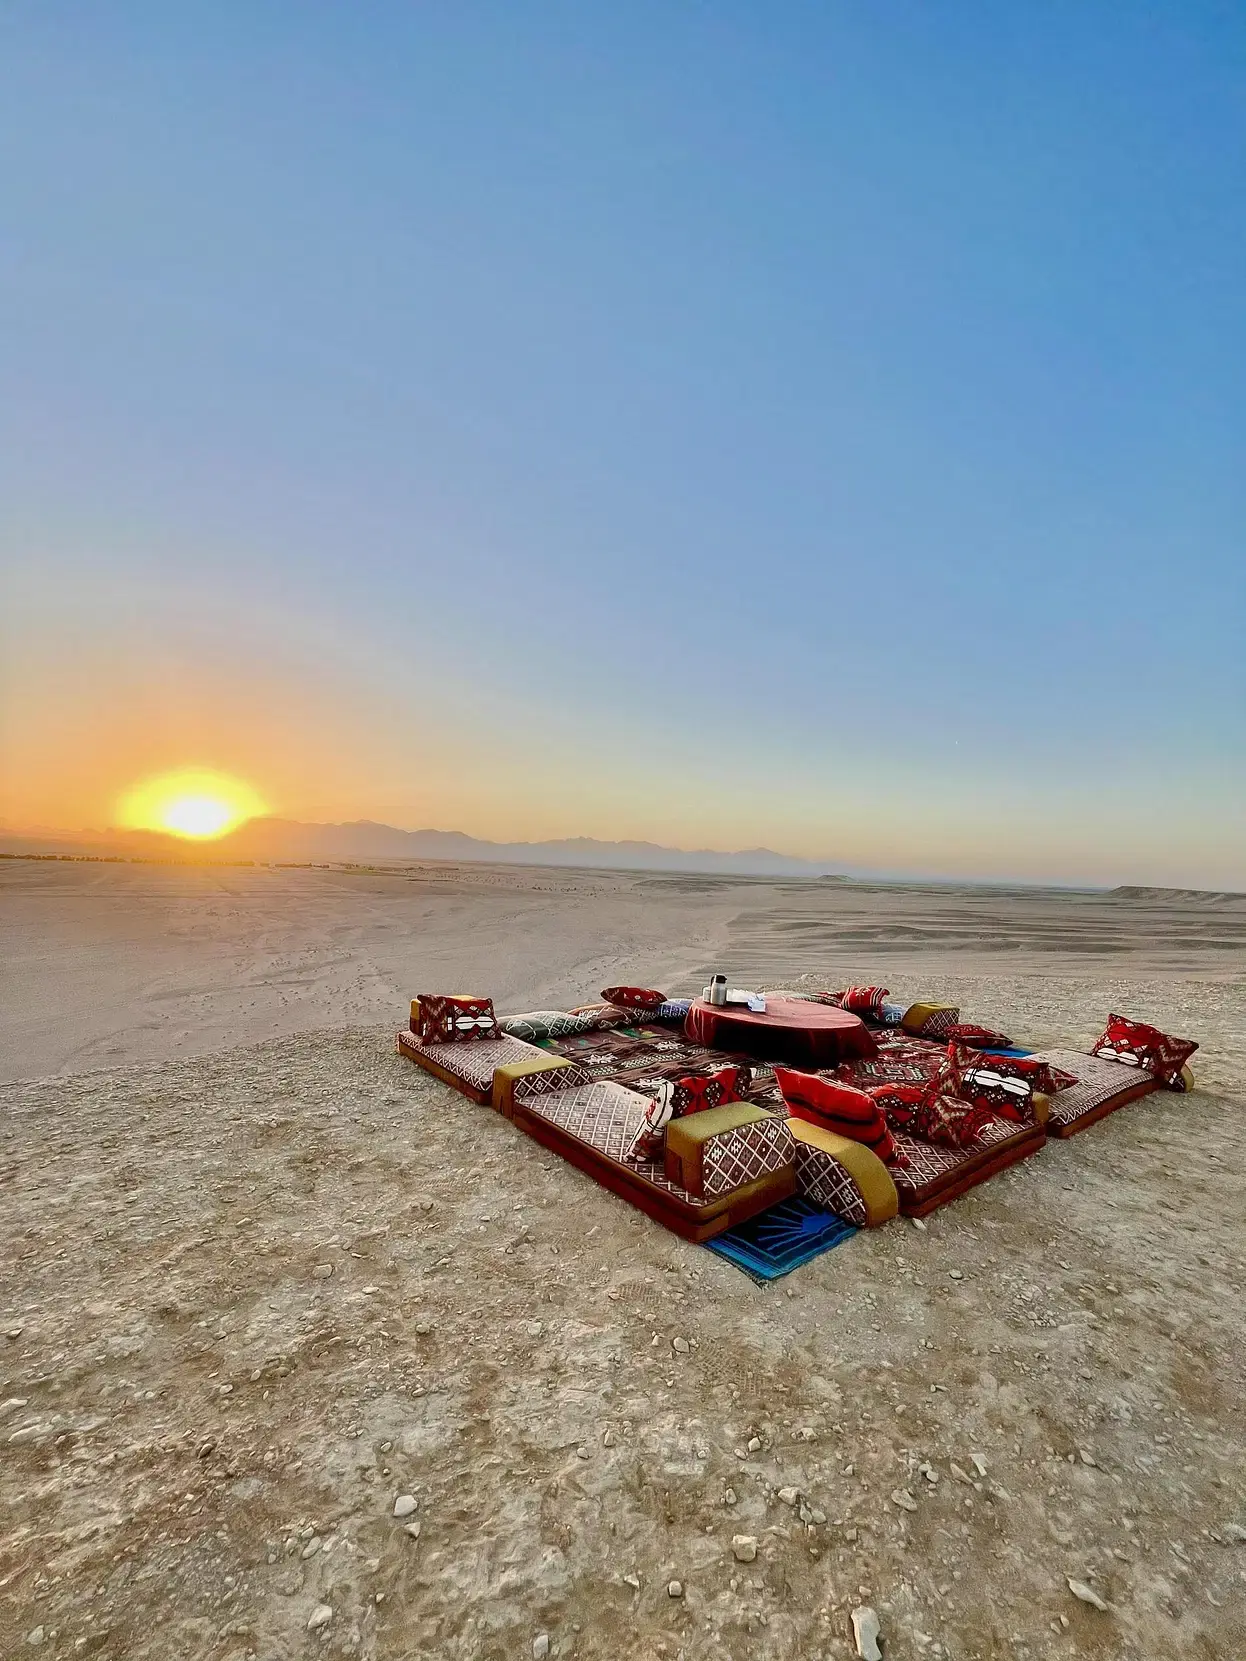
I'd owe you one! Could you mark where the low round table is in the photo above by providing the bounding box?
[684,996,879,1069]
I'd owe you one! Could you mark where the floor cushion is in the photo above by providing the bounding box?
[396,1029,549,1104]
[664,1102,794,1200]
[788,1119,899,1228]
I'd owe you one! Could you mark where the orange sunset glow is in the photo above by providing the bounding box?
[116,769,267,841]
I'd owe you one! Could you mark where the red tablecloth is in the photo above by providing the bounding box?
[685,996,879,1069]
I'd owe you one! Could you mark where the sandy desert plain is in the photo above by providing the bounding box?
[1,856,1244,1661]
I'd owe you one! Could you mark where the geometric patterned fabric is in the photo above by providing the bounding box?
[416,994,503,1042]
[1025,1048,1162,1133]
[888,1117,1037,1197]
[792,1137,872,1226]
[1090,1013,1198,1089]
[697,1112,794,1199]
[521,1079,755,1207]
[396,1029,546,1095]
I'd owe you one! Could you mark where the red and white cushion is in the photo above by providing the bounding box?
[774,1067,901,1165]
[836,985,890,1017]
[600,985,667,1012]
[1091,1014,1198,1089]
[417,995,503,1042]
[626,1065,747,1161]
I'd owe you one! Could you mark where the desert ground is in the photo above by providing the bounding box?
[1,858,1244,1661]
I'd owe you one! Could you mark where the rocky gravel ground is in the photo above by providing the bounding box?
[2,1015,1244,1661]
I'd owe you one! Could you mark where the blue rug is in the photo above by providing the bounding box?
[705,1196,857,1282]
[981,1045,1034,1057]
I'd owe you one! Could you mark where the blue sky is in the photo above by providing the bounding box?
[2,3,1243,883]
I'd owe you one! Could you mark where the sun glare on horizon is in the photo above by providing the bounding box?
[117,769,268,840]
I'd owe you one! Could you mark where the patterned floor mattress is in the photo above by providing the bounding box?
[1025,1048,1161,1137]
[512,1078,796,1242]
[396,1029,549,1103]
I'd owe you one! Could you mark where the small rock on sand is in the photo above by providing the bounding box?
[393,1494,418,1518]
[672,1336,690,1353]
[1067,1578,1109,1611]
[667,1579,683,1598]
[891,1488,918,1512]
[307,1604,333,1630]
[26,1630,45,1648]
[777,1485,799,1505]
[532,1635,550,1659]
[403,1521,421,1540]
[851,1605,882,1661]
[732,1535,758,1562]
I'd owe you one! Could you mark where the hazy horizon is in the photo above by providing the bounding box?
[3,6,1243,888]
[2,811,1243,894]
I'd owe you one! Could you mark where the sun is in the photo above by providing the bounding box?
[117,769,268,841]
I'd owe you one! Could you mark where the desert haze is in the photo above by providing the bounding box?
[1,858,1243,1661]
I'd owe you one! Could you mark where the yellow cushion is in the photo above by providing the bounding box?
[665,1101,771,1150]
[664,1103,789,1199]
[901,1001,958,1036]
[788,1117,899,1226]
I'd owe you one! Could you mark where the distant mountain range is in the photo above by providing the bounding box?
[1,816,846,879]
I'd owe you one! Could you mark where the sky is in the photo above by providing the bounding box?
[2,2,1243,886]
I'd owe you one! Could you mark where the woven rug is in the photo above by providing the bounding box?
[705,1195,857,1282]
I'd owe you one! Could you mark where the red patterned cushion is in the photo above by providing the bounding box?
[1029,1059,1080,1096]
[1091,1013,1198,1089]
[836,986,890,1016]
[668,1064,748,1116]
[865,1082,930,1113]
[954,1054,1041,1121]
[417,995,503,1042]
[934,1041,975,1100]
[866,1070,996,1148]
[944,1022,1013,1050]
[774,1067,900,1165]
[600,985,666,1012]
[625,1065,746,1162]
[884,1089,995,1149]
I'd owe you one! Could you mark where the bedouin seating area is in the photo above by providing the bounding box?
[395,984,1200,1274]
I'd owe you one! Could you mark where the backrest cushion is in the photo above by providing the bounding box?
[867,1077,996,1148]
[953,1053,1041,1121]
[625,1064,748,1162]
[600,985,667,1012]
[417,995,503,1042]
[668,1064,748,1117]
[837,985,890,1017]
[774,1066,900,1165]
[1091,1013,1198,1089]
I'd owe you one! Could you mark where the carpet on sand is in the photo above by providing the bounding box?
[705,1195,857,1282]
